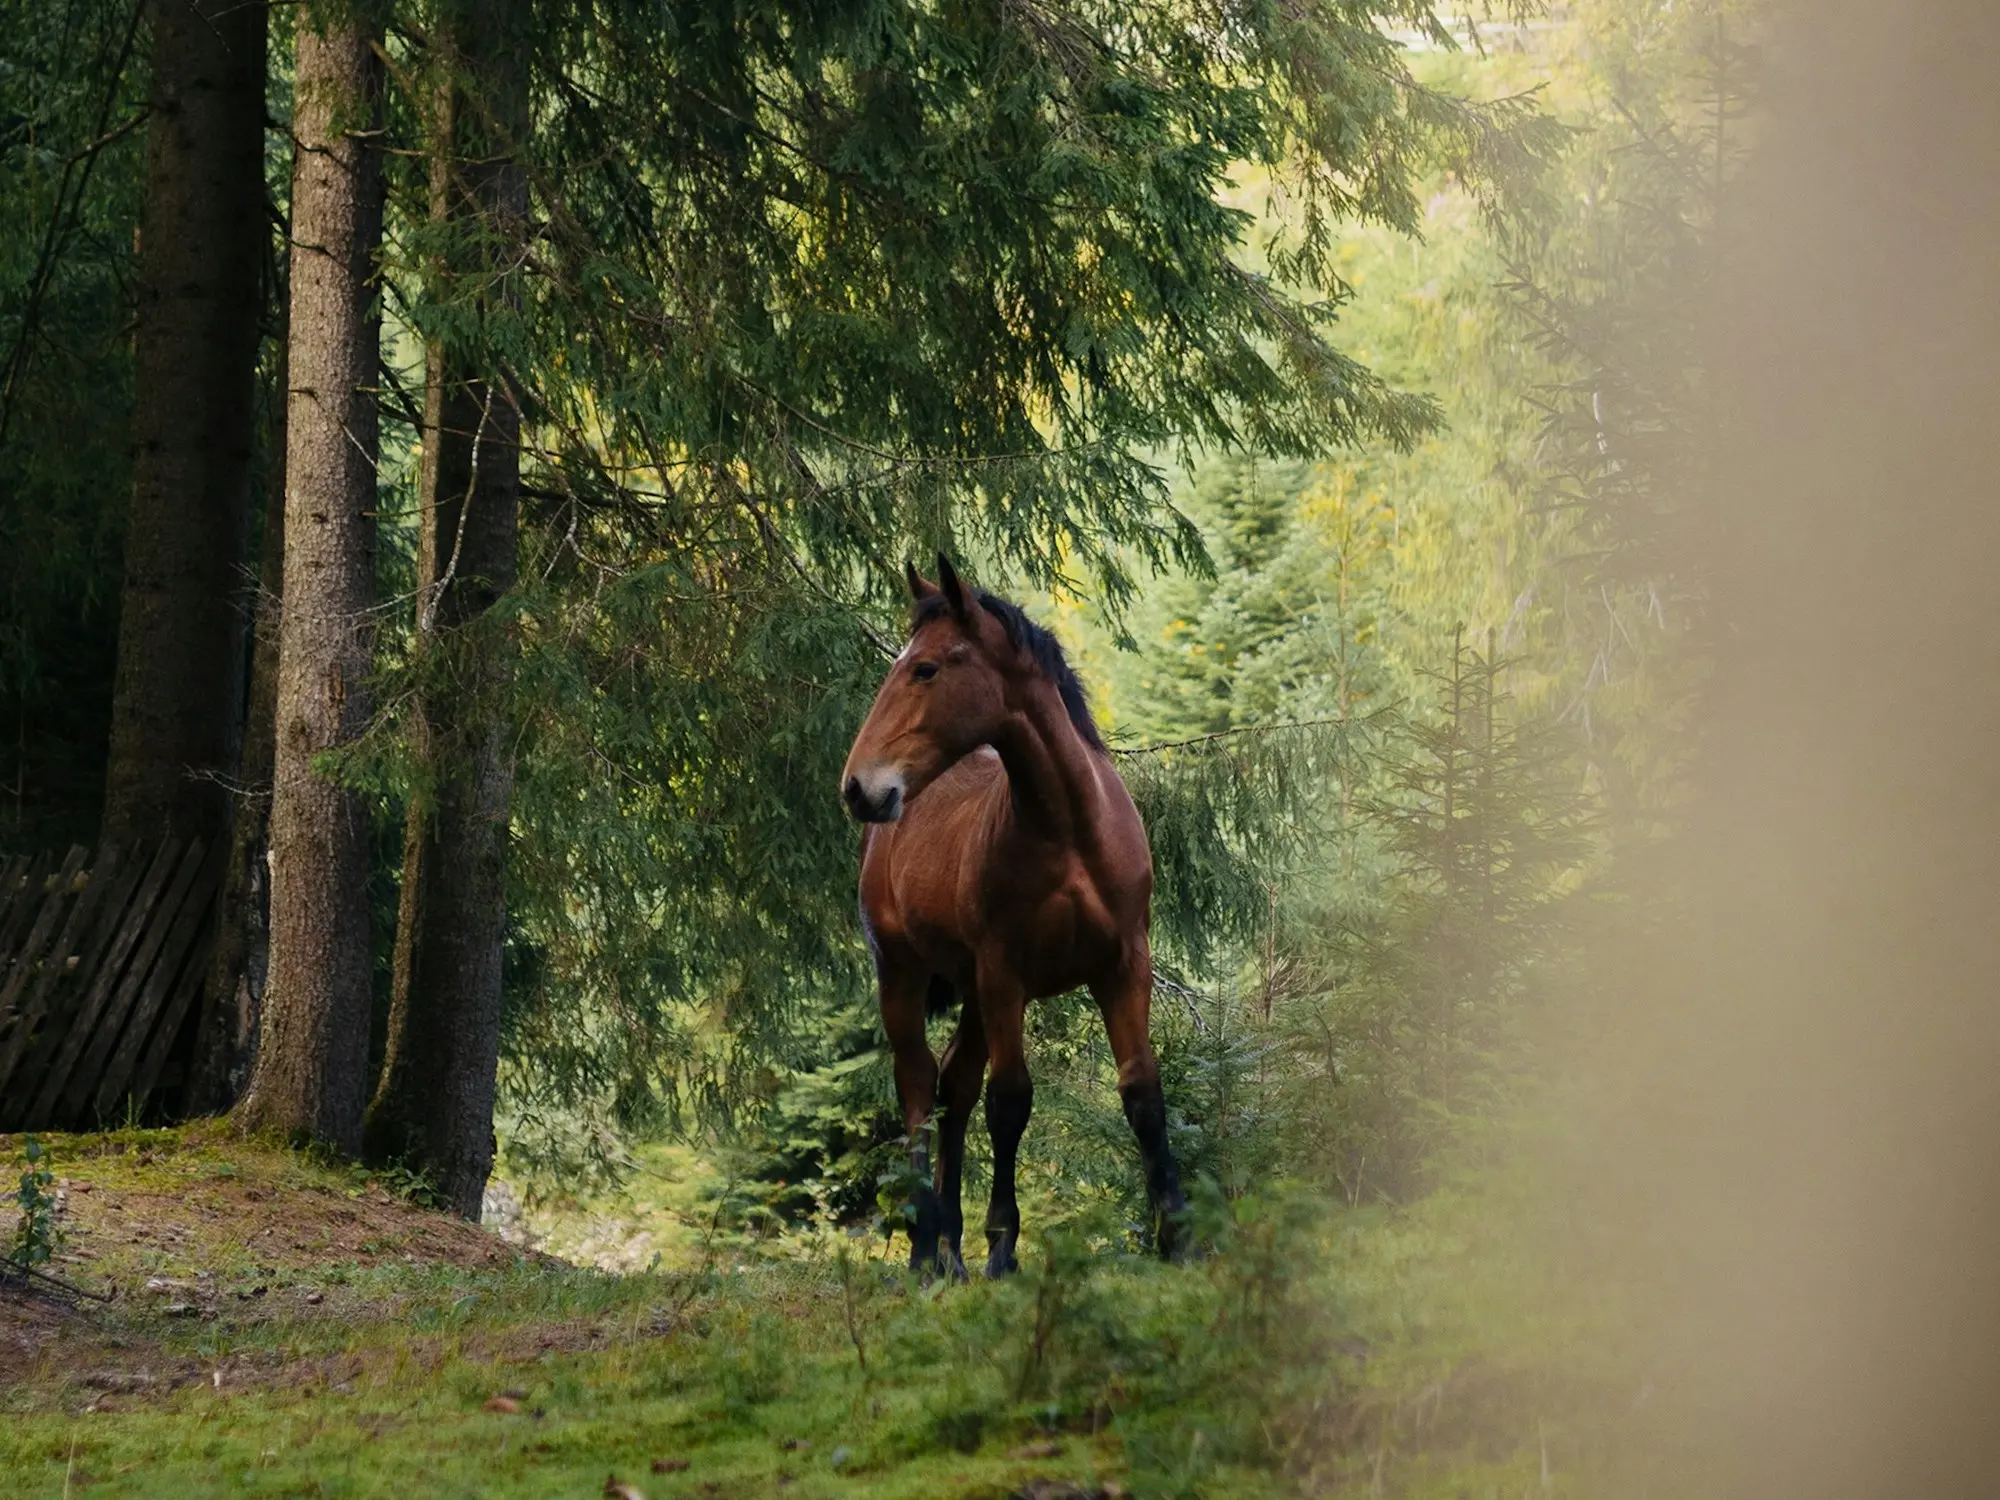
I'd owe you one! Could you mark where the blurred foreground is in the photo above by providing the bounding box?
[1547,2,2000,1496]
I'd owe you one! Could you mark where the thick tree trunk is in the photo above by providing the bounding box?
[102,0,268,843]
[363,0,528,1216]
[234,13,384,1152]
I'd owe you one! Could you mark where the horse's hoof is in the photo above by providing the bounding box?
[984,1247,1019,1279]
[944,1251,970,1283]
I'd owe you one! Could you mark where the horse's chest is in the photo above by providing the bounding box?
[984,860,1119,987]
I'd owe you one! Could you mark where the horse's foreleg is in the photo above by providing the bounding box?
[1092,956,1189,1260]
[979,979,1031,1277]
[934,1001,988,1281]
[881,963,942,1272]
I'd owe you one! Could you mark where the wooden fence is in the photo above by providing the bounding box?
[0,841,223,1132]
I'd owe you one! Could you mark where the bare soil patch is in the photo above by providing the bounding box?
[1,1122,561,1402]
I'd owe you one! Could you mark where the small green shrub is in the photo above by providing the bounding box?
[11,1135,64,1269]
[705,1307,788,1415]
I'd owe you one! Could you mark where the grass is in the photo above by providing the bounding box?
[1,1126,1622,1499]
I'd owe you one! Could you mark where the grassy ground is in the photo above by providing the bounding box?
[1,1126,1618,1500]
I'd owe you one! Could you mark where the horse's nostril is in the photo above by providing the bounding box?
[844,776,868,814]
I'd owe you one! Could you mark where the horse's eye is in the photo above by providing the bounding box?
[912,661,940,682]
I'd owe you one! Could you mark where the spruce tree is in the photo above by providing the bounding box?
[365,0,531,1215]
[0,0,148,845]
[487,0,1558,1156]
[189,355,287,1112]
[236,1,386,1151]
[101,0,269,843]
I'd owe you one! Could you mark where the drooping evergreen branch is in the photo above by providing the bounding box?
[1108,714,1371,758]
[0,0,145,444]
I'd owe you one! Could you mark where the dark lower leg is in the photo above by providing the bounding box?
[936,1128,967,1277]
[905,1123,942,1271]
[1120,1076,1188,1259]
[984,1073,1031,1277]
[934,1015,987,1280]
[888,1014,941,1273]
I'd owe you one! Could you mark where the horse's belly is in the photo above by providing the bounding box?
[1013,880,1123,998]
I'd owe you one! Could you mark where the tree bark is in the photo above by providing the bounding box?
[363,0,528,1216]
[235,11,384,1152]
[188,346,286,1115]
[101,0,269,844]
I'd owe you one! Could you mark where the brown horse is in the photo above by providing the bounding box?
[841,555,1186,1276]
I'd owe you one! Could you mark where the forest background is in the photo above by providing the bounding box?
[0,0,1731,1209]
[1,1,1750,1491]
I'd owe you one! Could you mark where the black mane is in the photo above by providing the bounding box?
[912,590,1106,753]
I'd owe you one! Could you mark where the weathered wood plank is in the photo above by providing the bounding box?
[95,842,224,1120]
[0,854,30,944]
[0,847,131,1132]
[124,864,225,1118]
[55,840,194,1123]
[0,852,57,982]
[0,851,124,1132]
[0,846,89,1086]
[20,842,161,1128]
[0,847,120,1114]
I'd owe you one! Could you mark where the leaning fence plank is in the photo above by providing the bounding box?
[124,863,225,1117]
[0,846,128,1132]
[0,852,55,977]
[51,840,188,1122]
[0,846,88,1082]
[0,852,120,1132]
[21,842,159,1128]
[0,855,30,945]
[0,847,118,1110]
[95,842,224,1120]
[63,839,207,1124]
[0,852,43,948]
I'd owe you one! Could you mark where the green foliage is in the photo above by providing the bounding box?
[691,32,1604,1236]
[365,1158,451,1212]
[1501,0,1757,799]
[701,1304,791,1415]
[0,0,148,845]
[428,0,1563,1164]
[10,1133,63,1268]
[1282,632,1592,1201]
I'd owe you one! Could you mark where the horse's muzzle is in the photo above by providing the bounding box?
[844,774,904,823]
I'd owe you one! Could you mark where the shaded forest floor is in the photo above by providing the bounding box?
[1,1127,1630,1499]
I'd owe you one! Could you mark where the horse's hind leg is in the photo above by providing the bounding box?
[934,1000,988,1280]
[880,957,943,1272]
[979,977,1031,1277]
[1092,955,1189,1260]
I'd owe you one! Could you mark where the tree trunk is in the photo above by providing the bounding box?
[188,346,286,1115]
[363,0,528,1216]
[234,12,384,1153]
[101,0,269,843]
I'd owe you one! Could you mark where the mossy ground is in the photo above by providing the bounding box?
[2,1127,1620,1499]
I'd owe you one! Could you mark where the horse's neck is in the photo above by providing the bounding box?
[986,682,1104,846]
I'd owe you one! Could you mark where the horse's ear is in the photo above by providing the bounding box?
[905,561,939,602]
[936,553,971,621]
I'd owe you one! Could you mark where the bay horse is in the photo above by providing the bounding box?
[841,555,1187,1277]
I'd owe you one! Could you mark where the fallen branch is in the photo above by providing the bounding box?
[0,1251,116,1305]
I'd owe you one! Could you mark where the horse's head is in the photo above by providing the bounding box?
[841,555,1017,823]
